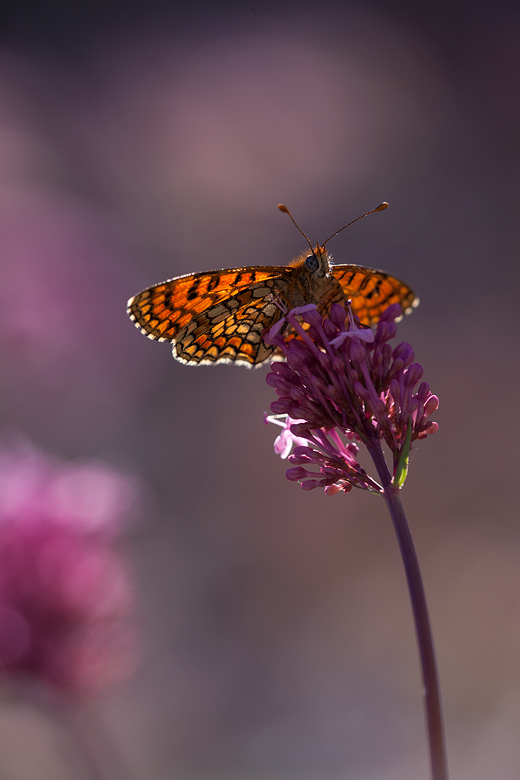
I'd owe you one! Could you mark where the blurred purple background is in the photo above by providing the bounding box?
[0,1,519,777]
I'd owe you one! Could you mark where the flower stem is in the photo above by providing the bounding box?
[367,441,448,780]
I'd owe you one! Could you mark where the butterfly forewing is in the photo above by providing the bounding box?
[328,264,419,326]
[127,266,289,343]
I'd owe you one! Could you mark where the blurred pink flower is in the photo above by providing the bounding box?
[0,442,139,697]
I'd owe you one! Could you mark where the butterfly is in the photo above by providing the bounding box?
[127,203,418,367]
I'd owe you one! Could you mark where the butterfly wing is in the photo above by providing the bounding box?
[127,266,290,366]
[327,264,419,326]
[127,261,419,367]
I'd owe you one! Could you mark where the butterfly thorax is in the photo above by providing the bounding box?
[288,244,337,307]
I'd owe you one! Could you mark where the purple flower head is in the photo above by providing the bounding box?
[266,305,447,778]
[0,442,140,697]
[265,304,438,492]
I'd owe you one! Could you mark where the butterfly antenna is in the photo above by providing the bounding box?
[323,202,388,246]
[277,204,314,253]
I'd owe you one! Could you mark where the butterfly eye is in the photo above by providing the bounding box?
[305,254,319,272]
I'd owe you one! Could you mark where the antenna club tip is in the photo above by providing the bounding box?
[277,204,289,213]
[375,202,389,211]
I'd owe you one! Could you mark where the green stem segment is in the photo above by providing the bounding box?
[367,440,448,780]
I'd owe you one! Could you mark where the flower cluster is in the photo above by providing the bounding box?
[265,303,438,493]
[0,442,139,696]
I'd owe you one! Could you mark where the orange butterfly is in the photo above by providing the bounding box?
[127,203,418,367]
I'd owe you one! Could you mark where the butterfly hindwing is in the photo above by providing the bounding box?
[173,288,284,366]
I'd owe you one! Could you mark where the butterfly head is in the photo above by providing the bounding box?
[304,244,330,278]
